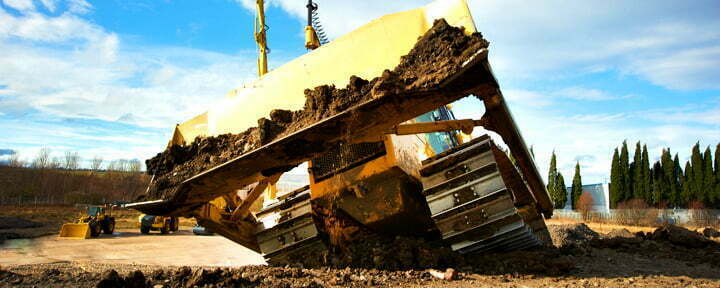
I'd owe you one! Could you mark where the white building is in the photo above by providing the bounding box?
[564,183,610,212]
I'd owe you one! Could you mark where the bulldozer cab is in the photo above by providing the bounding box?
[86,206,111,220]
[87,206,103,217]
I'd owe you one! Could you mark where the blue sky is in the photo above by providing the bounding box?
[0,0,718,183]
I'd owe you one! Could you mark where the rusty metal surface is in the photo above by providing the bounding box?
[313,167,435,237]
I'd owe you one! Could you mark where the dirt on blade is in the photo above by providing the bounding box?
[138,18,490,202]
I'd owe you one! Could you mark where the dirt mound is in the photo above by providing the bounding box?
[603,228,635,238]
[0,217,43,230]
[548,223,600,247]
[588,224,720,268]
[138,18,489,202]
[649,224,714,249]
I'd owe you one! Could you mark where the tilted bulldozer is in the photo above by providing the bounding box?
[127,0,554,265]
[59,205,116,239]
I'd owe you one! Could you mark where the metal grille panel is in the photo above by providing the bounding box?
[311,142,386,181]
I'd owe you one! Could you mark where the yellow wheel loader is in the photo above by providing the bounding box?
[127,0,554,265]
[59,205,116,239]
[139,215,179,234]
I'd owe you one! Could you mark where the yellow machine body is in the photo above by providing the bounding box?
[168,0,476,146]
[58,223,91,239]
[130,0,554,257]
[139,214,179,234]
[307,132,436,238]
[59,206,115,239]
[163,0,482,243]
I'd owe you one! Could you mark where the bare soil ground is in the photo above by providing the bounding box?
[2,221,719,287]
[0,205,196,244]
[0,229,264,267]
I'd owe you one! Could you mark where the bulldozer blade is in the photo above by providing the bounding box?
[58,223,91,239]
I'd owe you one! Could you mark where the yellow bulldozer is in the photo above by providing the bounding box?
[127,0,554,265]
[59,205,116,239]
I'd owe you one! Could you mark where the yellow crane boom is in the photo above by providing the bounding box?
[254,0,268,76]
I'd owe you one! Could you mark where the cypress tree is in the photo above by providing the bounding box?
[571,162,583,209]
[715,143,720,180]
[557,172,567,209]
[547,151,568,209]
[715,143,720,208]
[641,144,652,204]
[674,154,683,207]
[661,149,678,207]
[681,161,693,205]
[703,146,714,205]
[632,142,643,200]
[610,148,622,208]
[690,143,704,203]
[547,151,558,207]
[620,141,631,202]
[651,161,665,206]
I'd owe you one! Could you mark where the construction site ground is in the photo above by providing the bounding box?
[2,209,719,287]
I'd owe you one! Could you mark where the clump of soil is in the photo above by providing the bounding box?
[603,228,635,239]
[138,18,490,202]
[648,224,715,249]
[548,223,600,247]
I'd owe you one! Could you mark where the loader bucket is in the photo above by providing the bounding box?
[58,223,91,239]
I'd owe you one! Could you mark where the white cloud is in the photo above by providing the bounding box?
[2,0,34,12]
[625,46,720,90]
[0,3,259,130]
[465,1,720,90]
[502,89,552,107]
[0,8,107,42]
[639,104,720,126]
[557,87,632,101]
[66,0,90,14]
[39,0,56,12]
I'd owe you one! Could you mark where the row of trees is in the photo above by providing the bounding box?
[0,148,149,205]
[5,148,142,172]
[546,141,720,210]
[610,141,720,209]
[546,152,584,209]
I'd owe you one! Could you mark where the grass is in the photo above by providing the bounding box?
[546,216,714,235]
